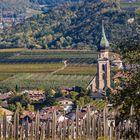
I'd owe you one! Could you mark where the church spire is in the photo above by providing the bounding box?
[100,23,109,51]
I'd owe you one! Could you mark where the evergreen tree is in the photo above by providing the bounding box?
[15,84,19,92]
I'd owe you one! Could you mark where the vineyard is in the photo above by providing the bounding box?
[0,73,15,81]
[0,50,97,64]
[0,106,139,140]
[0,73,94,91]
[56,65,96,75]
[0,64,63,73]
[0,49,97,91]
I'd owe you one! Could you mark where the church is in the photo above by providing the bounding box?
[87,24,111,95]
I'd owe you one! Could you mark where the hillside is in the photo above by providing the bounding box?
[30,0,80,5]
[0,0,137,49]
[1,0,139,15]
[0,0,80,15]
[0,0,34,14]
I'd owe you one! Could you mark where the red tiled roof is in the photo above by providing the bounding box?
[0,92,12,100]
[56,97,73,102]
[20,111,35,120]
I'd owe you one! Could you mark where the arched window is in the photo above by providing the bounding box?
[102,64,105,71]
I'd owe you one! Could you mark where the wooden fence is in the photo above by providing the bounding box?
[0,107,140,140]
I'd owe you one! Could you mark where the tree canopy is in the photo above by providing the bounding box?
[0,0,136,49]
[111,12,140,119]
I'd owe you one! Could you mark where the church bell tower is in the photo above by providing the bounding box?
[87,24,111,92]
[97,24,111,90]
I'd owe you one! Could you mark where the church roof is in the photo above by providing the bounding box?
[100,24,109,51]
[91,92,105,99]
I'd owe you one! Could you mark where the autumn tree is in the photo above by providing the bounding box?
[112,11,140,119]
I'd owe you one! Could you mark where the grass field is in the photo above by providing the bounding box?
[0,49,97,91]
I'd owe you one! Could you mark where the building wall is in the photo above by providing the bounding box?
[99,51,109,59]
[97,58,110,90]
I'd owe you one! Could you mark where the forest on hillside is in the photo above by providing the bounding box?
[0,0,80,15]
[0,0,35,14]
[0,0,137,49]
[30,0,81,5]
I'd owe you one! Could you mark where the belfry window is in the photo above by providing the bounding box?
[102,64,105,71]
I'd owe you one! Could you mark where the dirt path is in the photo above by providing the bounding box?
[51,60,67,75]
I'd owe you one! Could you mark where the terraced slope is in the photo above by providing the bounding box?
[0,50,97,91]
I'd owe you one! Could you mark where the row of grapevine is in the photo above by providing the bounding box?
[0,106,139,140]
[0,50,97,64]
[0,58,97,64]
[0,74,93,91]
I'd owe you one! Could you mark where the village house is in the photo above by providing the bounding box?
[113,71,128,85]
[0,17,15,24]
[91,91,105,100]
[79,106,98,119]
[0,92,12,101]
[39,106,66,122]
[82,106,97,113]
[22,90,45,103]
[67,111,87,120]
[0,22,3,30]
[20,106,68,123]
[0,101,8,108]
[56,97,74,113]
[67,106,97,121]
[60,89,70,95]
[0,106,13,122]
[0,10,25,30]
[20,111,36,124]
[112,58,124,69]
